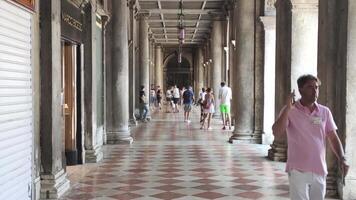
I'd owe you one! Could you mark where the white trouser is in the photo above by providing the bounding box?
[288,170,326,200]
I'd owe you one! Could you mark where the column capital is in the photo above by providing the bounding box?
[260,16,276,30]
[224,1,236,11]
[265,0,276,16]
[136,12,150,20]
[128,0,136,9]
[275,0,317,11]
[289,0,318,11]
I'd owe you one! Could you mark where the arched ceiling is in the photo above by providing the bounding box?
[137,0,229,46]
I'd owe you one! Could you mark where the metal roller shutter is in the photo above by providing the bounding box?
[0,0,33,199]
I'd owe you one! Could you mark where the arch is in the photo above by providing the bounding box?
[163,52,193,69]
[163,53,193,90]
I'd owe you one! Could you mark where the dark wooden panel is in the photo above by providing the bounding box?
[11,0,35,11]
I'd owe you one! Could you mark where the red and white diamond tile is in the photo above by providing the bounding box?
[60,109,337,200]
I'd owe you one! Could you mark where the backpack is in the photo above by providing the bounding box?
[203,97,211,109]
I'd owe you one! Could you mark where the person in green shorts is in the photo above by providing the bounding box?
[218,82,232,130]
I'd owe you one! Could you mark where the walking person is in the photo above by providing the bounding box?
[149,85,156,111]
[165,86,173,113]
[182,86,194,123]
[200,88,214,130]
[218,82,232,130]
[139,85,149,122]
[272,74,349,200]
[172,85,180,113]
[198,87,206,123]
[156,85,162,111]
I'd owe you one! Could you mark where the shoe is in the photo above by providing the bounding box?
[207,127,212,130]
[200,127,203,129]
[187,120,191,123]
[222,126,226,130]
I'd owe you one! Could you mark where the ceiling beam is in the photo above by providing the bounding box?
[140,0,219,1]
[151,27,210,30]
[148,19,210,23]
[157,41,202,44]
[192,0,207,40]
[155,39,205,42]
[157,0,168,41]
[153,33,208,36]
[139,9,221,15]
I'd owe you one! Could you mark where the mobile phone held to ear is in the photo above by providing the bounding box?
[292,89,296,104]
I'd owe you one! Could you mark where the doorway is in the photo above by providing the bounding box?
[61,40,82,165]
[165,56,192,88]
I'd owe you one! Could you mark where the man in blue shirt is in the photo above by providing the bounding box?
[182,86,195,123]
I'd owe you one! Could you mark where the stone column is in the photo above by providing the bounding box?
[268,0,318,161]
[229,4,237,125]
[290,0,318,93]
[83,2,103,163]
[107,0,132,144]
[155,45,163,88]
[149,39,155,87]
[343,0,356,198]
[196,48,204,96]
[229,0,256,143]
[260,16,276,145]
[139,15,150,98]
[253,0,265,143]
[128,1,137,126]
[134,15,140,115]
[39,0,69,198]
[317,0,348,197]
[210,20,223,117]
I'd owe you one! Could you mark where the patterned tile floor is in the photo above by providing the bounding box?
[61,107,338,200]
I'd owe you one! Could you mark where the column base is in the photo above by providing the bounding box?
[228,132,261,144]
[33,176,41,200]
[129,117,137,126]
[107,130,133,144]
[85,145,103,163]
[267,140,287,162]
[40,169,70,200]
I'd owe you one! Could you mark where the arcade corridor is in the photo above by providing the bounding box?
[61,109,292,200]
[59,109,336,200]
[1,0,356,199]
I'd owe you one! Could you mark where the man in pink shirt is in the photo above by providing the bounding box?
[272,74,349,200]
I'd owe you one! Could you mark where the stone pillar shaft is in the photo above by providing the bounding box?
[342,0,356,199]
[260,16,276,145]
[139,17,150,95]
[318,0,348,197]
[149,40,155,87]
[128,3,137,126]
[269,0,318,159]
[39,0,69,198]
[253,0,264,141]
[107,0,132,144]
[290,1,318,95]
[229,0,256,143]
[210,20,223,117]
[83,2,103,163]
[197,48,204,94]
[155,45,163,88]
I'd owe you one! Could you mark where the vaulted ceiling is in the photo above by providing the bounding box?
[137,0,228,46]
